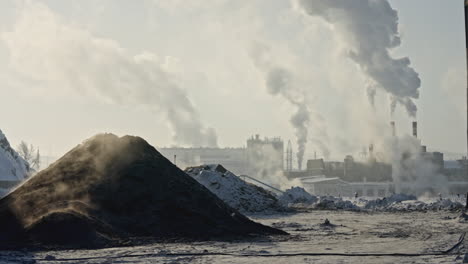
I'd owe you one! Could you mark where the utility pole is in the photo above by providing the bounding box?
[464,0,468,208]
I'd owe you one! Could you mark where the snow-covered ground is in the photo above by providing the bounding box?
[185,164,283,213]
[185,164,466,213]
[3,210,467,263]
[0,129,29,181]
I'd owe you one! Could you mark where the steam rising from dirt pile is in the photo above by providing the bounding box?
[0,134,285,248]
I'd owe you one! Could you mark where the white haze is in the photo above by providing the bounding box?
[249,42,312,170]
[0,1,463,196]
[386,135,448,196]
[2,1,217,148]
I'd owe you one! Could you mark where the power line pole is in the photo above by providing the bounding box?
[465,0,468,184]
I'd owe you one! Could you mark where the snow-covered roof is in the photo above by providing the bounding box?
[301,177,345,184]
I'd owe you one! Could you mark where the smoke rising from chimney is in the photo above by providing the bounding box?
[297,0,421,117]
[2,2,218,148]
[249,42,313,170]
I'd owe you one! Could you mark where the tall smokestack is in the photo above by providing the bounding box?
[286,140,293,171]
[412,121,418,138]
[298,158,303,171]
[390,121,396,137]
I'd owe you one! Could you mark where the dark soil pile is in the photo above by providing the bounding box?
[0,134,286,248]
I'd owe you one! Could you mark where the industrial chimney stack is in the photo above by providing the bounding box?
[412,121,418,138]
[286,140,293,171]
[390,121,396,137]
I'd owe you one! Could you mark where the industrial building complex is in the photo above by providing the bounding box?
[160,122,468,198]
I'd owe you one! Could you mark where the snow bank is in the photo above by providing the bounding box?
[185,165,283,213]
[185,166,464,213]
[278,188,357,210]
[362,194,463,211]
[278,187,318,206]
[314,196,360,210]
[0,129,29,181]
[279,188,463,212]
[385,199,463,211]
[363,194,416,210]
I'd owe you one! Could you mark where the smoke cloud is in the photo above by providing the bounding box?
[249,43,312,170]
[297,0,421,117]
[2,2,217,147]
[385,135,448,196]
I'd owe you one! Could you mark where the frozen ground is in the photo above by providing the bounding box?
[3,210,468,264]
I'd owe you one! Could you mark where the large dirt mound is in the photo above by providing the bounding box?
[0,134,285,248]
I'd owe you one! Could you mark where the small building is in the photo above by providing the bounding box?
[300,176,393,198]
[306,159,326,176]
[301,177,351,196]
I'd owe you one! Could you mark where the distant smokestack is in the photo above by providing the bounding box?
[390,121,396,137]
[286,140,293,171]
[412,121,418,138]
[421,145,427,153]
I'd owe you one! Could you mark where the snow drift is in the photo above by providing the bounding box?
[185,165,283,213]
[276,187,463,212]
[278,187,318,206]
[0,129,29,182]
[0,134,285,249]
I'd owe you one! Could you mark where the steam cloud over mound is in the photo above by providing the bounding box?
[0,134,284,248]
[298,0,421,116]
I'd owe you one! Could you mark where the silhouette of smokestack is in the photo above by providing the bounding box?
[412,121,418,138]
[390,121,396,137]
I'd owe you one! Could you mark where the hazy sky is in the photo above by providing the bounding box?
[0,0,465,161]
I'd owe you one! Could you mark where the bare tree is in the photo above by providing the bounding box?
[16,141,41,171]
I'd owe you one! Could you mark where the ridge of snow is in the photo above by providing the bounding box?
[0,129,29,181]
[185,164,283,213]
[278,187,318,206]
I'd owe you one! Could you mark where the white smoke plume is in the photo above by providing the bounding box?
[297,0,421,117]
[249,43,311,170]
[2,2,217,147]
[380,135,448,196]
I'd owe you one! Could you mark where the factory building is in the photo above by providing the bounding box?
[286,121,457,196]
[159,134,284,178]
